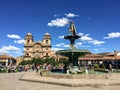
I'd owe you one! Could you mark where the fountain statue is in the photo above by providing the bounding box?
[56,21,90,74]
[64,21,80,49]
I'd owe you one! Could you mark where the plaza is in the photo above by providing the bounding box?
[0,17,120,90]
[0,0,120,90]
[1,71,120,90]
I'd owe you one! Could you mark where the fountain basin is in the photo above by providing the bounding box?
[56,49,90,57]
[56,49,90,73]
[43,70,109,79]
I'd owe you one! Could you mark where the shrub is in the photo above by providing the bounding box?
[94,64,99,68]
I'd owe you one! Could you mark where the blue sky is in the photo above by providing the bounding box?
[0,0,120,57]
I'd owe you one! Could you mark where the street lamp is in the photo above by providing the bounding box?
[114,50,118,73]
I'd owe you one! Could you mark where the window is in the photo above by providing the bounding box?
[46,40,48,44]
[46,48,48,50]
[46,53,48,56]
[26,53,29,56]
[27,40,29,44]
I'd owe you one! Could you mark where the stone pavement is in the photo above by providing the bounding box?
[19,71,120,87]
[1,71,120,90]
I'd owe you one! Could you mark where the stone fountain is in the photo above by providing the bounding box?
[19,22,119,88]
[56,21,90,74]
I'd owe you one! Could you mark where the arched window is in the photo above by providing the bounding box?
[46,40,48,44]
[46,53,48,56]
[26,53,29,56]
[27,40,29,44]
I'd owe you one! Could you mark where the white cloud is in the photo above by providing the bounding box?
[7,34,21,39]
[104,32,120,39]
[78,32,105,45]
[47,17,69,27]
[0,45,20,54]
[81,45,90,48]
[14,39,24,44]
[48,13,79,27]
[12,51,23,54]
[88,40,105,45]
[78,33,84,36]
[65,13,79,17]
[63,45,69,48]
[55,43,69,48]
[58,35,64,39]
[76,42,83,46]
[52,47,63,52]
[7,34,24,44]
[76,42,83,48]
[55,43,65,47]
[1,45,20,51]
[55,42,82,48]
[80,34,93,41]
[0,50,10,53]
[54,14,60,17]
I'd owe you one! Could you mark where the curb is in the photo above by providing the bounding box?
[19,78,120,87]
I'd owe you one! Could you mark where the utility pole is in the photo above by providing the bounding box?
[114,50,118,73]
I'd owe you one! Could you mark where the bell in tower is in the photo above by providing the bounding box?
[42,33,52,57]
[24,33,34,60]
[42,32,51,45]
[24,32,34,46]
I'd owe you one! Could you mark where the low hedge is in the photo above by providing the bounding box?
[94,68,108,73]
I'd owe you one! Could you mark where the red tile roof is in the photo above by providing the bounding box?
[0,53,13,59]
[79,54,120,60]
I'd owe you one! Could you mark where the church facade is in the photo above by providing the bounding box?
[23,32,54,60]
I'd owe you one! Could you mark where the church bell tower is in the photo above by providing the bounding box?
[24,33,34,60]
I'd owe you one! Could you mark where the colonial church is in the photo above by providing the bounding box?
[23,32,54,60]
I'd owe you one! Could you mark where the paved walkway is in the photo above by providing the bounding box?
[20,71,120,87]
[1,71,120,90]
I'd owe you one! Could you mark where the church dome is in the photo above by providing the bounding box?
[25,32,33,38]
[45,32,50,35]
[27,32,32,36]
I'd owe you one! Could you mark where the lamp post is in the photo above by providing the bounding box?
[114,50,118,73]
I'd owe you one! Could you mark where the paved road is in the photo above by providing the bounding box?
[0,72,120,90]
